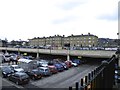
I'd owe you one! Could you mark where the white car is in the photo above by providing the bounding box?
[10,65,24,72]
[71,62,78,67]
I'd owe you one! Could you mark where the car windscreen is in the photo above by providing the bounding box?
[20,74,29,79]
[40,69,44,72]
[32,70,41,74]
[45,69,49,72]
[2,67,12,72]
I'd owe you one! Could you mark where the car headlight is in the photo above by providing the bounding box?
[115,71,118,74]
[3,72,6,74]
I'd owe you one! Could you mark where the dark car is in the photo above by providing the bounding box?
[26,69,42,80]
[8,72,30,85]
[60,62,69,70]
[54,63,64,72]
[72,59,81,65]
[38,67,51,76]
[0,66,14,78]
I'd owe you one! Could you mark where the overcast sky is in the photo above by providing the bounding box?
[0,0,119,41]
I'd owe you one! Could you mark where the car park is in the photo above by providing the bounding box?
[8,72,30,85]
[0,66,14,78]
[38,67,51,76]
[10,65,24,72]
[26,69,42,80]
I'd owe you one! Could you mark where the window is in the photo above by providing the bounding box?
[89,41,91,43]
[14,74,19,78]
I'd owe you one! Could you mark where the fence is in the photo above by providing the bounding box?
[69,55,116,90]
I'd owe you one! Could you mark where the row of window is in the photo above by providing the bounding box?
[32,37,96,42]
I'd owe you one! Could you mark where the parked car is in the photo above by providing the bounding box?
[38,67,51,76]
[71,61,78,67]
[65,60,72,68]
[0,66,14,78]
[22,56,34,60]
[2,54,11,62]
[18,59,38,72]
[71,59,81,65]
[48,66,58,74]
[54,63,64,72]
[1,55,5,63]
[48,61,58,74]
[38,60,48,67]
[8,72,30,85]
[60,62,69,70]
[10,65,24,72]
[10,54,18,62]
[26,69,42,80]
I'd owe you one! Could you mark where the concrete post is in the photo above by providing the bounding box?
[36,52,39,59]
[67,48,70,60]
[67,54,70,61]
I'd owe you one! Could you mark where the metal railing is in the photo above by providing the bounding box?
[69,55,116,90]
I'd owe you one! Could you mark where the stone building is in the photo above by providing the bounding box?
[29,33,98,48]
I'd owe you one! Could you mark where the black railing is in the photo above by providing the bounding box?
[69,55,116,90]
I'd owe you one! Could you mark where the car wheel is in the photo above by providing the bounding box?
[16,81,19,85]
